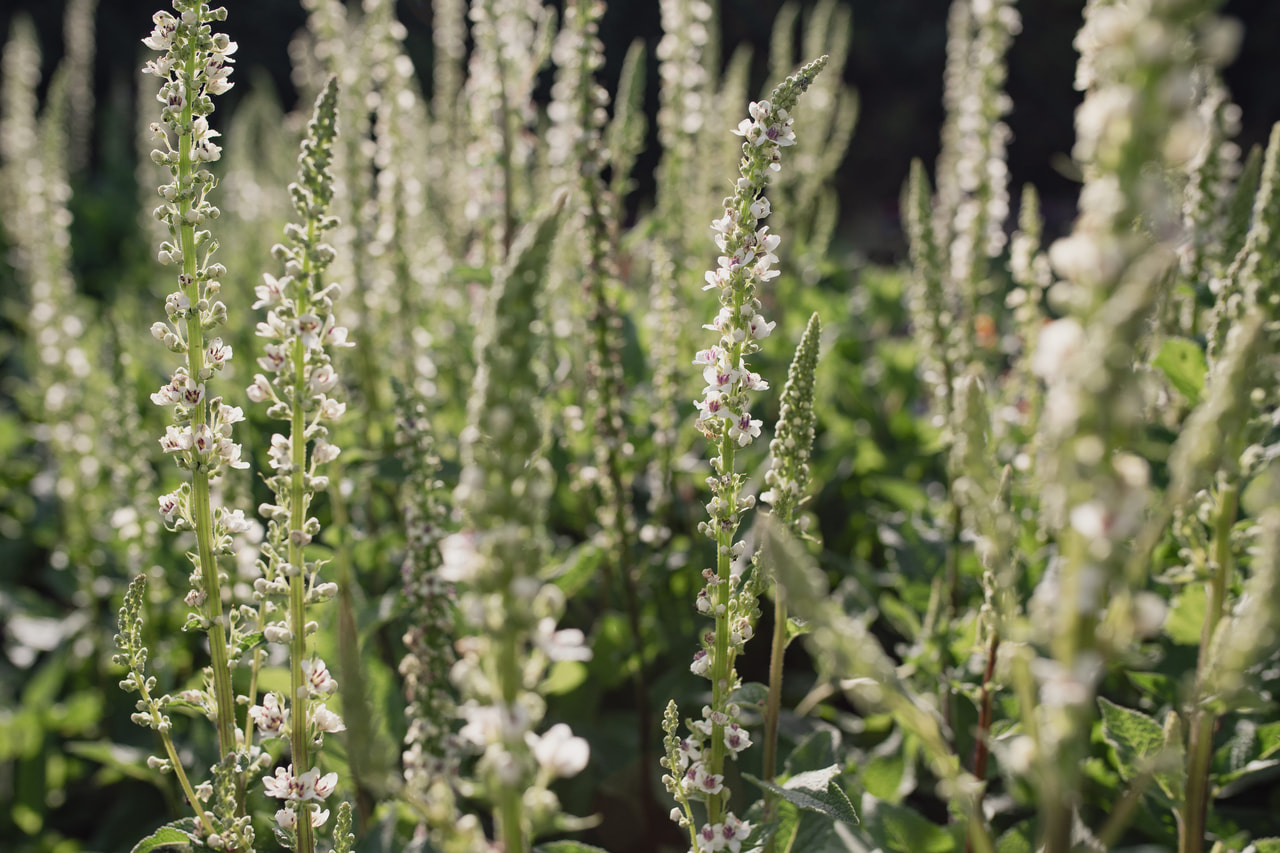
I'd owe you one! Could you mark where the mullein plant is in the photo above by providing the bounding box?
[1025,1,1238,849]
[1161,121,1280,853]
[120,2,256,850]
[464,0,554,264]
[245,76,353,853]
[758,311,821,839]
[547,0,658,817]
[661,56,826,853]
[441,201,593,853]
[395,389,464,846]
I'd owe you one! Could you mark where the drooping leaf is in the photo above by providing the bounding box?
[745,765,858,826]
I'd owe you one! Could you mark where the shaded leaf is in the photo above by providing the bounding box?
[745,765,858,826]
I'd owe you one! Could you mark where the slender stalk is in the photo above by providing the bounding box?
[761,583,787,851]
[1180,483,1238,853]
[964,631,999,853]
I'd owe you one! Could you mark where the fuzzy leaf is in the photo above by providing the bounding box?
[783,728,839,777]
[129,820,196,853]
[1154,337,1207,405]
[1098,697,1185,801]
[745,765,858,826]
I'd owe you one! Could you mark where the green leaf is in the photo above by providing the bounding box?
[732,681,770,710]
[860,751,907,804]
[784,616,810,648]
[540,660,588,695]
[783,729,839,777]
[1098,697,1164,780]
[1164,585,1207,646]
[995,820,1035,853]
[534,842,611,853]
[1153,337,1207,405]
[861,798,958,853]
[130,820,196,853]
[744,765,858,826]
[1097,697,1185,802]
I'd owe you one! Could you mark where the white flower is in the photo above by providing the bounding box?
[252,274,286,309]
[439,532,484,583]
[312,439,341,465]
[301,658,338,696]
[1031,318,1084,382]
[534,618,592,662]
[312,705,346,734]
[527,723,590,777]
[157,491,181,522]
[727,412,763,447]
[249,693,289,737]
[723,723,751,754]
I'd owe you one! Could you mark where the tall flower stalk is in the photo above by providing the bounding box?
[662,55,826,853]
[142,0,242,769]
[246,76,349,853]
[759,311,821,838]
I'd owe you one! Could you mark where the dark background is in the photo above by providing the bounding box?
[3,0,1279,264]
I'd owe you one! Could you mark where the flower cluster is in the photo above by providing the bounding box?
[144,0,242,482]
[761,313,821,523]
[665,56,826,853]
[246,77,348,850]
[140,3,248,802]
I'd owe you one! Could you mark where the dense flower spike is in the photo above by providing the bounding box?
[395,389,465,843]
[248,76,347,853]
[1030,3,1239,851]
[664,56,826,852]
[141,5,247,834]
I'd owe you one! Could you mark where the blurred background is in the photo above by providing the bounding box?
[1,0,1277,294]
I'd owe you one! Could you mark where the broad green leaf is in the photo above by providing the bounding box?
[1097,697,1185,801]
[732,681,770,711]
[860,797,958,853]
[860,751,907,804]
[744,765,858,826]
[1164,585,1207,646]
[1153,337,1207,405]
[783,729,839,777]
[130,820,196,853]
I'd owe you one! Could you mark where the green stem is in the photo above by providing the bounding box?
[761,579,787,853]
[497,583,527,853]
[1180,483,1238,853]
[137,676,214,836]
